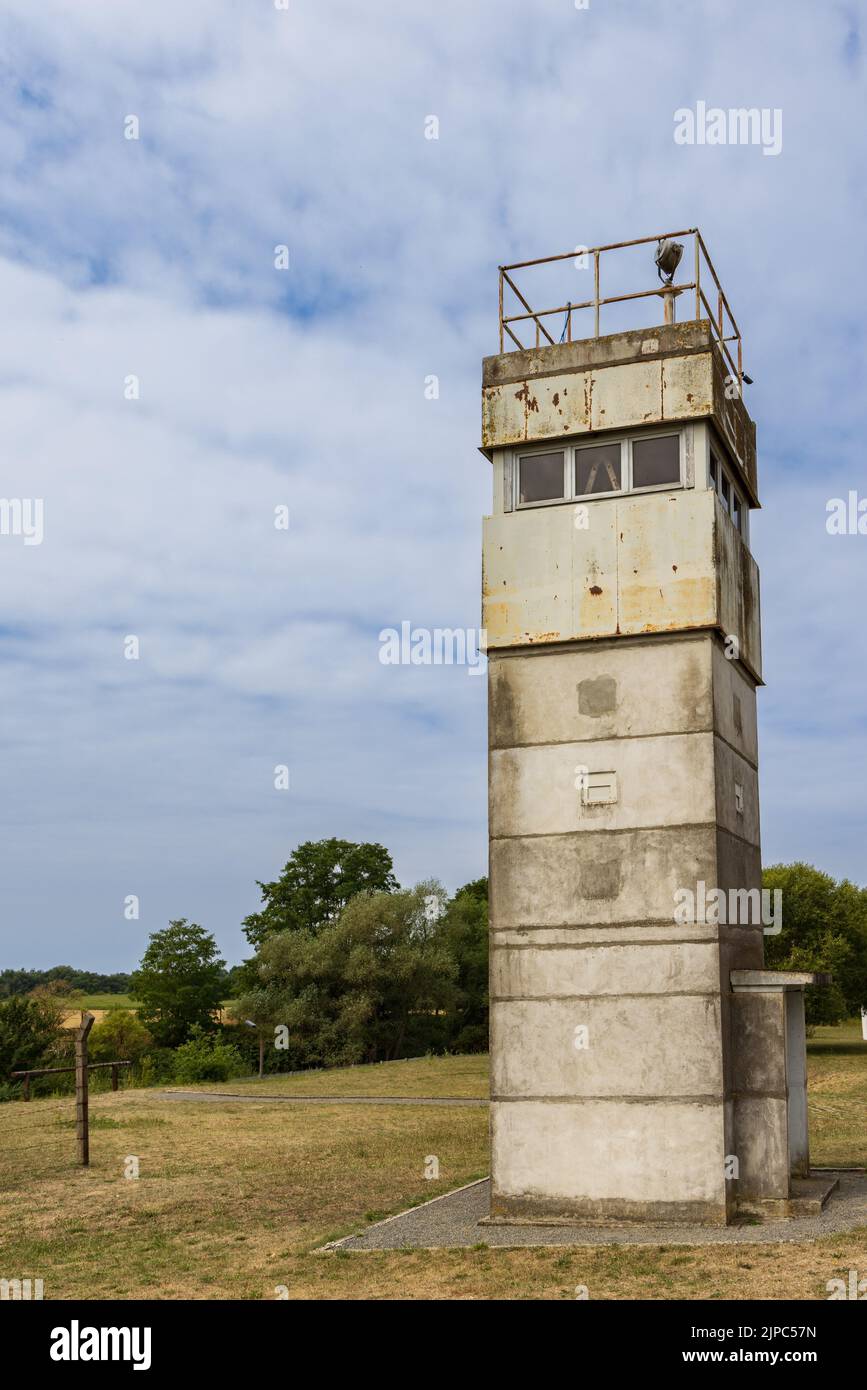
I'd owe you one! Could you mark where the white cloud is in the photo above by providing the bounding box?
[0,0,864,967]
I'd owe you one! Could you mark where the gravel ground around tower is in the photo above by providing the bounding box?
[326,1173,867,1250]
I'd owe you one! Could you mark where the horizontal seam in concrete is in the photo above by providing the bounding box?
[731,1090,789,1101]
[491,727,718,752]
[716,823,764,850]
[491,1094,723,1106]
[491,939,720,949]
[490,727,757,770]
[491,820,720,842]
[491,822,763,848]
[489,923,760,935]
[487,637,762,687]
[713,729,759,771]
[487,627,721,660]
[491,991,721,1002]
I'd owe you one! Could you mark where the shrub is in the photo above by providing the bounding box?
[449,1023,489,1055]
[134,1049,177,1088]
[172,1026,245,1084]
[89,1010,153,1064]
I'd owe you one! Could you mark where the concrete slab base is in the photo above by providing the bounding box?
[736,1175,840,1223]
[324,1172,867,1251]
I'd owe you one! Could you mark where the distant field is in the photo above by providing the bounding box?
[59,994,136,1028]
[59,996,240,1028]
[77,994,136,1011]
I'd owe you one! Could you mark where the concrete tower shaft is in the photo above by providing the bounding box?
[483,233,823,1224]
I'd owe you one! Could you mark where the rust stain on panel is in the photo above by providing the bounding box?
[619,576,716,632]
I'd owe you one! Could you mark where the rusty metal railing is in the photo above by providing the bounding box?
[498,229,744,388]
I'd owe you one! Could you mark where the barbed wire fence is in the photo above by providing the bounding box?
[1,1011,131,1173]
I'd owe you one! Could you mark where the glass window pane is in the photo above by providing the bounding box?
[631,435,680,488]
[575,443,621,496]
[732,490,742,531]
[518,451,564,504]
[720,475,731,514]
[709,453,718,490]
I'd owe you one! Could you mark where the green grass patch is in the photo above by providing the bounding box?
[77,994,137,1010]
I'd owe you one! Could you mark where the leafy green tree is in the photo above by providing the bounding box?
[763,863,867,1026]
[224,962,255,999]
[228,988,289,1076]
[130,920,227,1048]
[29,979,84,1004]
[243,838,398,947]
[437,878,489,1052]
[0,994,66,1085]
[255,882,455,1066]
[0,970,37,998]
[88,1010,153,1064]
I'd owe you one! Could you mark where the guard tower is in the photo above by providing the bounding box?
[482,229,828,1224]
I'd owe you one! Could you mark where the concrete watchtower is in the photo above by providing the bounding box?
[482,230,828,1225]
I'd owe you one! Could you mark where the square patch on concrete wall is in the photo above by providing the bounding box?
[581,770,618,805]
[578,675,617,716]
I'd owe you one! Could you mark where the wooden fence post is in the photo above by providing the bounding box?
[75,1011,95,1166]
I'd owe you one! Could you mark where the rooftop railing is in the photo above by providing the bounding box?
[498,228,744,389]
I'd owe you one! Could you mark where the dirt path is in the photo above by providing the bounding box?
[156,1090,486,1106]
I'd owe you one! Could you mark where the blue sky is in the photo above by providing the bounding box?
[0,0,865,972]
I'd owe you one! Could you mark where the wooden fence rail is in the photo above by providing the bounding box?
[10,1061,132,1101]
[9,1011,132,1165]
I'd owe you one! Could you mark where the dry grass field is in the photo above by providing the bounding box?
[167,1053,490,1099]
[0,1032,864,1301]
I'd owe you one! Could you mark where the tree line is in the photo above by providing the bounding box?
[0,966,132,998]
[1,846,864,1098]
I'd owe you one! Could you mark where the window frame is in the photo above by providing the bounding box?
[515,448,569,508]
[513,427,685,511]
[628,431,684,495]
[709,443,748,541]
[573,438,627,503]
